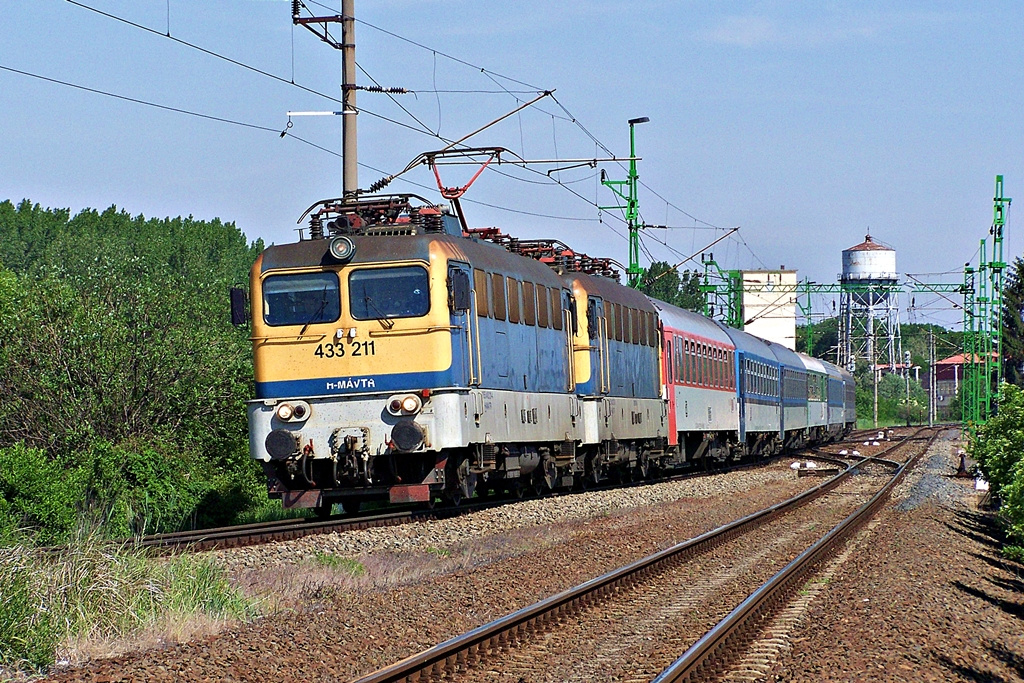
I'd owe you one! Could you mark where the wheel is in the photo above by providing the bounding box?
[636,453,650,481]
[445,456,477,506]
[511,480,526,499]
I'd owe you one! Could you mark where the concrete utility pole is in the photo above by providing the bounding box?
[292,0,359,199]
[340,0,357,199]
[904,350,912,425]
[929,328,936,426]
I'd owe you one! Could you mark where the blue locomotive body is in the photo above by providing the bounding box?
[243,196,854,513]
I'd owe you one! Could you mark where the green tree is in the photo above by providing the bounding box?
[1003,257,1024,386]
[0,200,266,541]
[638,261,705,311]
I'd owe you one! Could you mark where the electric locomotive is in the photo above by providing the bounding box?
[238,193,854,515]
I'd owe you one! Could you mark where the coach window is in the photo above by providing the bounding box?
[537,284,549,327]
[263,271,340,326]
[492,273,506,321]
[473,269,489,318]
[666,339,673,383]
[687,341,695,384]
[523,282,536,325]
[349,266,429,320]
[674,337,682,381]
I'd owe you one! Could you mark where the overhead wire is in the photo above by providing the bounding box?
[64,0,341,104]
[0,62,339,158]
[58,0,709,261]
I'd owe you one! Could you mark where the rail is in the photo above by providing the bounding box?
[652,426,938,682]
[346,432,920,683]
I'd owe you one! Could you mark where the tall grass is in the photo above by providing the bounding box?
[0,527,258,675]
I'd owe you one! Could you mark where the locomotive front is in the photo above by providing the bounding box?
[245,199,472,514]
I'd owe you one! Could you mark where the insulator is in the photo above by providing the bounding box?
[292,0,300,18]
[309,214,324,240]
[369,176,392,193]
[358,85,409,94]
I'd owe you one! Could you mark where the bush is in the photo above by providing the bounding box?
[970,382,1024,548]
[0,200,270,541]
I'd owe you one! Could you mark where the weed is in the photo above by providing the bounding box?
[313,553,365,575]
[0,527,258,675]
[424,546,451,558]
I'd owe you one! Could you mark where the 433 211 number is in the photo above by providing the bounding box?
[314,340,376,358]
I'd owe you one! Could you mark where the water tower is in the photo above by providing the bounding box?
[838,235,903,374]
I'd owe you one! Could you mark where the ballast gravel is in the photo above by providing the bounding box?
[43,429,1022,683]
[764,428,1024,682]
[210,464,799,574]
[43,457,824,682]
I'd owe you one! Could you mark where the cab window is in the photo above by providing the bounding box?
[349,266,429,320]
[263,271,340,327]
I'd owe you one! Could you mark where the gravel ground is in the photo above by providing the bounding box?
[762,428,1024,682]
[43,429,995,683]
[42,458,826,682]
[208,464,802,574]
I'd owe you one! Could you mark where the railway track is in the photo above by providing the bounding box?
[341,427,936,683]
[129,427,894,555]
[134,433,877,554]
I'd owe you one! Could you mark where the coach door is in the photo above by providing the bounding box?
[737,353,747,446]
[448,262,476,386]
[586,296,610,395]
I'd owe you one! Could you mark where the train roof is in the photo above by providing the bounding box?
[260,232,568,289]
[569,271,658,311]
[709,319,780,360]
[647,298,734,346]
[763,340,803,370]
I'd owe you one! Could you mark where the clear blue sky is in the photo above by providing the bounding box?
[3,1,1022,329]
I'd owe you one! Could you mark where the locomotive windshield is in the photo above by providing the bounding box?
[262,272,341,326]
[349,266,429,319]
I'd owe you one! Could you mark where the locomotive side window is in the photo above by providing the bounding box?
[474,269,489,318]
[349,266,430,320]
[631,309,641,344]
[263,271,341,327]
[550,289,563,330]
[536,284,549,328]
[614,304,623,341]
[523,282,536,326]
[507,277,521,324]
[492,273,506,321]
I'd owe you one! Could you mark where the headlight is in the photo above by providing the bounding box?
[386,394,423,416]
[275,401,311,422]
[328,235,356,262]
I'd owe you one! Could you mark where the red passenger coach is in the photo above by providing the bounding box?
[651,299,739,462]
